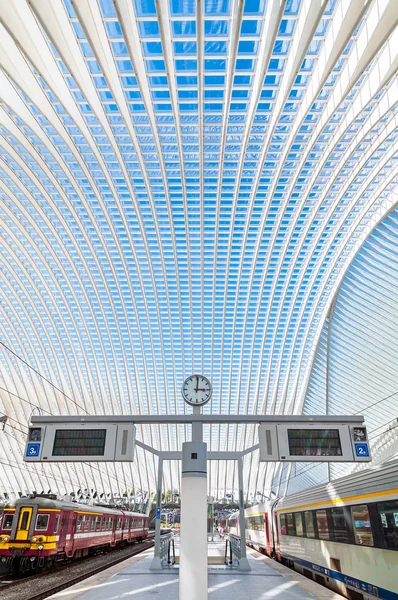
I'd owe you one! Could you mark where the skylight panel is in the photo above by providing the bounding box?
[0,0,395,499]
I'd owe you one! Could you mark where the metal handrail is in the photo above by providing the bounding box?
[225,533,241,567]
[159,531,175,566]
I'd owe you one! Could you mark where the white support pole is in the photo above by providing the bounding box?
[237,456,251,571]
[179,405,208,600]
[150,456,163,570]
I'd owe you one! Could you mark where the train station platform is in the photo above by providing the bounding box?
[47,542,343,600]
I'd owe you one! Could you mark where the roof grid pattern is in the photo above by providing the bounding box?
[0,0,397,498]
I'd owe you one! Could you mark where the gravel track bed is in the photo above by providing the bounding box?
[0,539,154,600]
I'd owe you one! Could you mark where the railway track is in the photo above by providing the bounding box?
[0,538,154,600]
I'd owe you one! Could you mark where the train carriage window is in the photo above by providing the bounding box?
[280,513,287,535]
[95,517,101,531]
[83,516,90,531]
[316,510,330,540]
[294,513,303,536]
[53,514,60,533]
[331,508,348,543]
[77,515,83,532]
[377,501,398,550]
[287,513,295,536]
[36,514,49,530]
[351,505,374,546]
[304,511,315,538]
[90,517,95,531]
[2,514,13,530]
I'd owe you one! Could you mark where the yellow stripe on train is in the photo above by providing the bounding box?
[277,487,398,514]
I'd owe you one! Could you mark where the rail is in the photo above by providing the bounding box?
[159,531,175,567]
[225,533,241,567]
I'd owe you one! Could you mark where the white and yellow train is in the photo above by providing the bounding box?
[227,458,398,600]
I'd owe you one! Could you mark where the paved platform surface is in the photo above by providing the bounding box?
[48,546,343,600]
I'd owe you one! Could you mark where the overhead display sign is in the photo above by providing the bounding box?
[259,422,371,463]
[24,422,136,462]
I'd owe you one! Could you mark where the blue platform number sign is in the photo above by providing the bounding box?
[355,443,369,457]
[26,443,40,457]
[156,508,161,519]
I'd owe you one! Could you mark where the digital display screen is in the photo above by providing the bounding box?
[287,429,342,457]
[52,429,107,456]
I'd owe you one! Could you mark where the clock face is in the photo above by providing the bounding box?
[181,374,212,407]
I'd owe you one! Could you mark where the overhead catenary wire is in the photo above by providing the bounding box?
[0,339,88,414]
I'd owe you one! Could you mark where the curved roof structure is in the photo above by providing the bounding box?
[0,0,397,502]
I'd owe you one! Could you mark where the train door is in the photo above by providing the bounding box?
[58,511,68,551]
[65,512,76,556]
[15,507,33,541]
[274,512,281,560]
[111,517,116,546]
[264,512,271,556]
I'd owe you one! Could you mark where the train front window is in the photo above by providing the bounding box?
[294,513,303,536]
[377,501,398,550]
[36,514,49,530]
[316,509,330,540]
[2,514,13,530]
[304,511,315,538]
[20,511,30,531]
[351,505,374,546]
[331,508,348,543]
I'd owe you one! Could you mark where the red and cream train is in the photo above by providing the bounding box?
[0,494,148,574]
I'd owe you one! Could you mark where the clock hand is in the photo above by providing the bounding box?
[196,375,199,392]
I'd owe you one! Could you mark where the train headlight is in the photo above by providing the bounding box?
[32,536,38,543]
[1,556,7,563]
[38,537,44,543]
[38,545,43,551]
[1,536,9,543]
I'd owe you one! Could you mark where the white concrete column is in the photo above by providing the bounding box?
[150,457,163,570]
[179,441,208,600]
[237,456,251,571]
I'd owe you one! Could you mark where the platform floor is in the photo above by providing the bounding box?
[48,545,343,600]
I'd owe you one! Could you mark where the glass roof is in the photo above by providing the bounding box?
[0,0,397,501]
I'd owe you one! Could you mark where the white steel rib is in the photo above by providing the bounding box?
[0,0,397,500]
